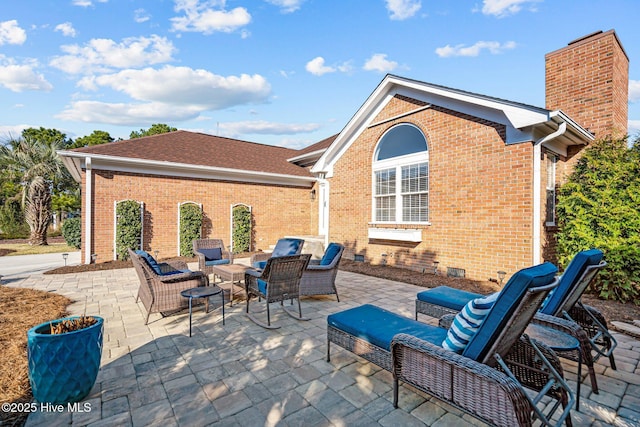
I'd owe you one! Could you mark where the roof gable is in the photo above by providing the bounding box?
[311,74,594,176]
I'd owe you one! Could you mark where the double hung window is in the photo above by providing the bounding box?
[373,124,429,224]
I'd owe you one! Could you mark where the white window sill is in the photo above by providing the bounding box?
[368,228,422,242]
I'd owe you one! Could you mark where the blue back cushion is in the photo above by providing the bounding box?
[198,248,222,261]
[539,249,603,316]
[462,262,558,362]
[135,250,163,275]
[328,304,447,351]
[254,260,267,270]
[320,243,342,266]
[272,238,304,257]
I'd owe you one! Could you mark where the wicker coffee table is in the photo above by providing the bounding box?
[211,264,248,306]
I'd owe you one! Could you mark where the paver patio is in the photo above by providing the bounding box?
[9,265,640,427]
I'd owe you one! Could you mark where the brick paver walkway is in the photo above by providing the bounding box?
[9,267,640,426]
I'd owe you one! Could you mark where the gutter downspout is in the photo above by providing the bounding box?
[84,157,93,265]
[532,121,566,264]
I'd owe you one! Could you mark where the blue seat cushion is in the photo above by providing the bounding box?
[320,243,342,266]
[271,238,304,257]
[540,249,603,316]
[254,261,267,270]
[462,262,558,362]
[198,248,222,261]
[417,286,482,311]
[328,304,447,351]
[258,279,268,295]
[135,250,163,275]
[162,269,191,276]
[205,259,230,266]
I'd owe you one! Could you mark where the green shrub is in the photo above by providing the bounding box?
[556,136,640,304]
[0,199,29,239]
[179,203,202,257]
[115,200,143,260]
[232,205,251,253]
[61,217,81,249]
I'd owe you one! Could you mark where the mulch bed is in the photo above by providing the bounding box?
[0,287,72,426]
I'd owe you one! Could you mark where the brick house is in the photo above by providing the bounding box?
[59,30,628,281]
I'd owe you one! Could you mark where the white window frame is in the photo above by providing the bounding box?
[372,151,429,224]
[545,153,557,226]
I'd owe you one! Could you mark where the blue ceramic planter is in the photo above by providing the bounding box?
[27,316,103,404]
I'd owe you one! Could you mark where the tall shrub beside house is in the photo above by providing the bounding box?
[115,200,143,260]
[556,136,640,304]
[232,205,251,253]
[61,217,81,249]
[179,203,202,257]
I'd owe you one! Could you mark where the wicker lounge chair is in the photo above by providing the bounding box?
[250,238,304,269]
[245,254,311,329]
[415,249,613,393]
[129,248,209,324]
[193,238,233,276]
[299,242,344,301]
[328,262,575,427]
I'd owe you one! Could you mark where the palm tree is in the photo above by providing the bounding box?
[0,136,68,245]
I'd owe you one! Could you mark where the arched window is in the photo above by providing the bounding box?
[372,124,429,223]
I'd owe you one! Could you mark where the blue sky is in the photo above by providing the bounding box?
[1,0,639,148]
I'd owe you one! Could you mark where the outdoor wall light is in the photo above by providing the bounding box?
[310,189,316,201]
[62,253,69,266]
[154,250,159,259]
[497,270,506,286]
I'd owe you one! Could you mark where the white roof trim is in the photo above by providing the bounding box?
[287,148,327,163]
[311,74,593,176]
[58,151,316,187]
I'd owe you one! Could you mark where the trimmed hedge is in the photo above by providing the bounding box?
[179,203,202,257]
[61,217,81,249]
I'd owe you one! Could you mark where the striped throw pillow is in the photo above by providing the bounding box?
[442,292,499,353]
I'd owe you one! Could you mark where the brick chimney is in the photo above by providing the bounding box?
[545,30,629,139]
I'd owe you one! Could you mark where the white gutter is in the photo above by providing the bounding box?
[84,157,92,265]
[532,121,566,264]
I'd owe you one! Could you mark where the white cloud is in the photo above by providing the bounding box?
[479,0,540,18]
[363,53,398,73]
[56,101,203,125]
[72,0,108,7]
[0,124,32,140]
[49,35,176,74]
[629,120,640,137]
[435,40,516,57]
[81,66,271,108]
[306,57,335,76]
[134,9,151,23]
[55,22,77,37]
[265,0,305,13]
[629,80,640,103]
[385,0,421,20]
[171,0,251,34]
[219,120,320,136]
[0,57,52,92]
[0,20,27,45]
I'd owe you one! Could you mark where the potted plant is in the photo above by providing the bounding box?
[27,315,103,404]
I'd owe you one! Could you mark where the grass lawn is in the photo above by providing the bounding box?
[0,242,76,257]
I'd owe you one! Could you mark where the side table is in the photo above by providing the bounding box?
[180,286,225,337]
[211,264,248,306]
[526,323,582,410]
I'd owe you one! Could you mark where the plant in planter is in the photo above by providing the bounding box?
[27,315,103,404]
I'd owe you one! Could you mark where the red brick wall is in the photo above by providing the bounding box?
[81,170,314,262]
[327,95,537,281]
[545,30,629,140]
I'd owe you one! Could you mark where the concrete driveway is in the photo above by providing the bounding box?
[0,251,80,282]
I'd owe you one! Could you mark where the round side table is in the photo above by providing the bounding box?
[181,286,225,337]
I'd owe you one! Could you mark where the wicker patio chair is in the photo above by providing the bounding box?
[299,242,344,301]
[249,238,304,269]
[129,248,209,324]
[328,262,575,427]
[245,254,311,329]
[192,238,233,276]
[415,249,613,393]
